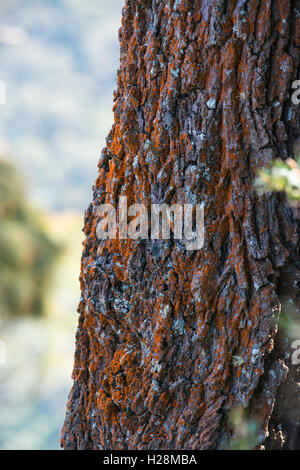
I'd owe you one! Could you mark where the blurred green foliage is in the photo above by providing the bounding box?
[0,158,61,317]
[255,154,300,202]
[277,299,300,340]
[229,407,259,450]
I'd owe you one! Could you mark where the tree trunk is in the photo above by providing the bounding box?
[62,0,300,450]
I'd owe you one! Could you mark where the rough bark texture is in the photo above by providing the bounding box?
[62,0,300,450]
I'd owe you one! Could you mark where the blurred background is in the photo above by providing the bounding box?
[0,0,123,449]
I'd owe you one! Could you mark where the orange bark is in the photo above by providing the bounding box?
[62,0,300,450]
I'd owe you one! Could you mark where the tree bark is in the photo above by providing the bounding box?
[62,0,300,450]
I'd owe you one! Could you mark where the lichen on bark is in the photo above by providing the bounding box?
[62,0,300,450]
